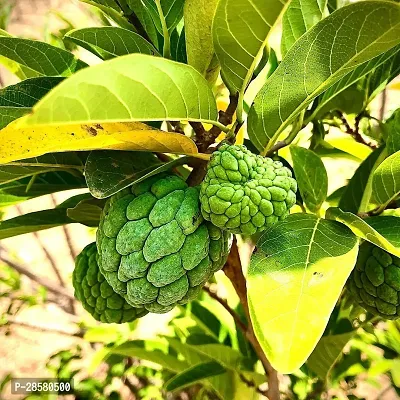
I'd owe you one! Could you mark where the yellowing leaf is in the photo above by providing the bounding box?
[0,118,203,164]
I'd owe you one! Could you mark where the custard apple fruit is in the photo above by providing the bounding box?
[348,242,400,319]
[200,144,297,235]
[73,243,148,323]
[97,174,232,314]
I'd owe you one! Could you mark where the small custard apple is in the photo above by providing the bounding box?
[348,242,400,319]
[200,144,297,235]
[97,174,232,314]
[73,243,148,323]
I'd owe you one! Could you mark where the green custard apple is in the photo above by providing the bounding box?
[200,144,298,235]
[348,242,400,319]
[97,174,232,314]
[73,243,148,323]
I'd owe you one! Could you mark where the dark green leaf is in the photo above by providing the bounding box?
[0,77,63,129]
[385,109,400,155]
[0,209,72,239]
[84,150,186,199]
[65,27,158,60]
[0,37,87,77]
[339,148,383,213]
[290,146,328,212]
[67,198,105,227]
[165,361,226,392]
[248,213,358,372]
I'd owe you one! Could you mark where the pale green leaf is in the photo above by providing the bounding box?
[67,198,104,227]
[281,0,327,56]
[339,148,383,214]
[0,37,87,77]
[165,361,226,392]
[248,213,359,373]
[326,207,400,257]
[184,0,219,76]
[21,54,219,127]
[65,27,158,60]
[248,1,400,152]
[307,331,355,379]
[212,0,289,93]
[111,339,189,372]
[372,151,400,206]
[0,77,63,129]
[290,146,328,212]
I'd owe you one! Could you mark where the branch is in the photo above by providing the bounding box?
[203,284,247,334]
[223,239,280,400]
[3,315,84,338]
[195,94,239,152]
[0,251,75,302]
[239,373,269,398]
[336,111,377,150]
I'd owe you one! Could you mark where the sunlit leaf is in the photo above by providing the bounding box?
[20,54,218,127]
[0,120,202,165]
[372,151,400,207]
[212,0,289,93]
[281,0,327,56]
[248,213,358,373]
[248,2,400,152]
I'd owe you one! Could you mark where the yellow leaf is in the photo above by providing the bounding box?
[0,118,205,164]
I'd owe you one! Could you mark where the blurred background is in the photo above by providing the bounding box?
[1,0,400,399]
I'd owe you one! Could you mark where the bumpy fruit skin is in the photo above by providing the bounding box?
[97,174,232,314]
[200,144,297,235]
[348,242,400,319]
[73,243,148,323]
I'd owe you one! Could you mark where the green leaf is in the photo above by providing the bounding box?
[372,151,400,207]
[0,77,63,129]
[367,45,400,104]
[385,109,400,156]
[65,27,158,60]
[339,148,383,214]
[85,151,192,199]
[281,0,327,56]
[248,1,400,152]
[170,28,187,64]
[0,153,84,185]
[307,331,356,380]
[290,146,328,212]
[0,209,73,239]
[67,198,104,227]
[165,361,226,392]
[184,0,219,76]
[0,37,87,77]
[248,213,359,373]
[308,47,399,122]
[0,171,86,207]
[83,0,122,11]
[326,207,400,257]
[212,0,289,93]
[22,54,219,127]
[111,339,189,373]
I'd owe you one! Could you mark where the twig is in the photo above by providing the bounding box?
[196,94,238,152]
[379,88,387,121]
[239,373,269,398]
[336,111,377,149]
[3,316,84,338]
[203,285,247,334]
[0,252,75,302]
[186,159,208,187]
[223,239,280,400]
